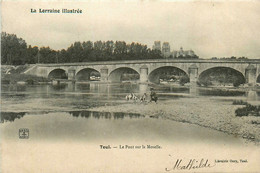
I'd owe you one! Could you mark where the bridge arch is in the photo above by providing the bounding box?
[108,67,140,83]
[76,68,101,81]
[148,66,189,84]
[48,68,68,79]
[198,67,246,87]
[198,63,245,76]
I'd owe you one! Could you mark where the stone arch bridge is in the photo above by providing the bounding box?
[24,59,260,85]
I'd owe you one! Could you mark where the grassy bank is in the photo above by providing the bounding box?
[1,64,50,84]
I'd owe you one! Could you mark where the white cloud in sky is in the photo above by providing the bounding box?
[2,1,260,58]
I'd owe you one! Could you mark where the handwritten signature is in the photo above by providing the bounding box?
[165,157,216,171]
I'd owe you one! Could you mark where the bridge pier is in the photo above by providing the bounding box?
[189,64,198,86]
[68,68,76,80]
[140,65,148,83]
[100,66,108,82]
[245,65,256,86]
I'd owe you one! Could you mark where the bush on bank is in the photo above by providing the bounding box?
[179,76,190,86]
[233,100,248,105]
[235,103,260,117]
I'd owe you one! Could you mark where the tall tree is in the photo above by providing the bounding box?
[39,47,56,63]
[67,42,84,62]
[1,32,27,65]
[26,45,39,64]
[81,41,93,62]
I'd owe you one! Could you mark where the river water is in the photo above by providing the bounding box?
[1,83,260,139]
[1,83,260,172]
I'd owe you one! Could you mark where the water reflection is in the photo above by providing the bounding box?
[75,83,90,91]
[1,112,26,123]
[198,88,245,96]
[67,82,76,92]
[69,111,143,119]
[157,85,190,93]
[1,111,143,123]
[49,83,67,91]
[139,84,148,95]
[189,86,198,96]
[69,111,91,118]
[2,84,27,92]
[98,84,109,93]
[247,90,258,101]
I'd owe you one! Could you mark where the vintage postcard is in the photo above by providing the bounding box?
[1,0,260,172]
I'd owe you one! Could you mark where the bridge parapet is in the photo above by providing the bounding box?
[34,59,260,67]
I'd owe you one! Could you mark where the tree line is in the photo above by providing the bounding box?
[1,32,165,65]
[211,56,248,60]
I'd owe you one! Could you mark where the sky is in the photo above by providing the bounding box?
[1,0,260,59]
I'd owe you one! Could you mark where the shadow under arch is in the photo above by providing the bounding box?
[257,74,260,83]
[198,67,245,87]
[108,67,140,83]
[76,68,101,81]
[48,68,68,79]
[148,66,189,84]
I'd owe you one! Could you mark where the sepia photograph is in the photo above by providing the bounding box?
[1,0,260,172]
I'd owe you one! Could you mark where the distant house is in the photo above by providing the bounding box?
[172,47,195,58]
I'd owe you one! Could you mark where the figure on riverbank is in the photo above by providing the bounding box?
[126,93,133,100]
[149,88,158,103]
[140,93,147,102]
[126,93,138,101]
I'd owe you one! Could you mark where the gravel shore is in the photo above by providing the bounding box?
[88,97,260,144]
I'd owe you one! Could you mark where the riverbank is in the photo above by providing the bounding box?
[1,73,50,84]
[87,97,260,145]
[1,65,50,84]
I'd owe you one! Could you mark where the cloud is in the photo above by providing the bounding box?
[2,1,260,58]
